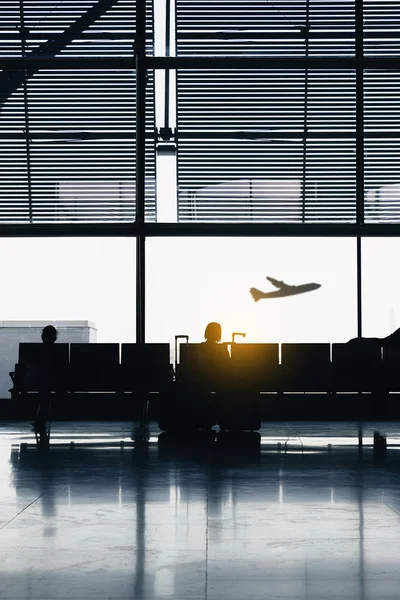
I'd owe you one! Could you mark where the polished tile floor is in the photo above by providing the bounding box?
[1,421,400,600]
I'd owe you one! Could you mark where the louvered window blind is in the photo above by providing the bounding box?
[176,0,400,224]
[0,1,155,224]
[364,3,400,223]
[364,1,400,56]
[176,0,355,57]
[177,69,356,222]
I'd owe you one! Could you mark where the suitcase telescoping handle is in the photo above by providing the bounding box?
[232,332,246,344]
[174,335,189,379]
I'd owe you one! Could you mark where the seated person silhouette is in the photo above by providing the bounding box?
[347,327,400,349]
[33,325,60,431]
[180,322,230,430]
[200,322,230,364]
[346,328,400,419]
[41,324,57,346]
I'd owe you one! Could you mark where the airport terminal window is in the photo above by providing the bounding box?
[173,70,356,224]
[364,71,400,223]
[146,237,357,353]
[0,1,156,225]
[362,238,400,338]
[2,237,136,344]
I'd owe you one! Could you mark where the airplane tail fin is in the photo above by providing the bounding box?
[250,287,263,302]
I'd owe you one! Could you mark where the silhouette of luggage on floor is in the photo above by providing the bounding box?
[217,344,277,432]
[159,342,227,432]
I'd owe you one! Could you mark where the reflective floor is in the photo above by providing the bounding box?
[1,421,400,600]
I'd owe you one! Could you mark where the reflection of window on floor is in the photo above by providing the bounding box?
[179,178,302,222]
[365,184,400,222]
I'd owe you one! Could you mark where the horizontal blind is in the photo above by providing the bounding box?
[364,71,400,223]
[0,0,154,57]
[176,0,355,57]
[364,1,400,56]
[177,70,356,222]
[0,1,156,224]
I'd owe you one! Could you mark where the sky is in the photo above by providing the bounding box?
[1,236,398,350]
[0,237,136,343]
[145,236,383,348]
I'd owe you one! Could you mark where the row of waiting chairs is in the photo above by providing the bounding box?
[13,341,400,394]
[181,342,399,392]
[14,343,171,392]
[11,341,399,433]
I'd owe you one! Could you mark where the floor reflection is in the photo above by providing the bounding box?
[1,421,400,599]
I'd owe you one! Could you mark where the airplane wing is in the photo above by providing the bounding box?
[266,276,290,289]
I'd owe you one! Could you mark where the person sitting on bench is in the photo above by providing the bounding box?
[201,322,230,363]
[347,327,400,349]
[195,322,231,427]
[33,325,60,431]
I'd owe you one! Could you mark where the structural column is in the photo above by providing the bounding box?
[355,0,364,337]
[135,0,146,343]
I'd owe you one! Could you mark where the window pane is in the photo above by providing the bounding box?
[146,237,357,353]
[0,2,156,224]
[364,71,400,223]
[0,237,135,398]
[176,0,355,57]
[364,1,400,56]
[175,70,356,223]
[362,238,400,338]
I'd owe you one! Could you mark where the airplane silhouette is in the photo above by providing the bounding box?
[250,276,321,301]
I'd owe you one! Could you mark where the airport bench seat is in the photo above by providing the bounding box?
[13,343,69,393]
[11,340,396,425]
[280,343,331,392]
[332,343,383,392]
[121,343,171,391]
[12,342,172,396]
[382,346,400,392]
[69,343,120,392]
[166,343,281,432]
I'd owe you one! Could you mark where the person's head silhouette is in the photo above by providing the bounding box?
[204,322,222,344]
[41,325,58,345]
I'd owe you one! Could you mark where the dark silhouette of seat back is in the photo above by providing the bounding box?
[332,343,382,391]
[281,343,331,391]
[69,343,119,366]
[382,346,400,391]
[179,343,229,390]
[230,343,279,391]
[121,343,171,390]
[18,343,69,367]
[69,343,119,391]
[16,343,69,392]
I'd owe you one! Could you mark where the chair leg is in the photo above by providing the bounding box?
[358,423,363,451]
[140,397,149,426]
[132,394,150,444]
[32,395,52,437]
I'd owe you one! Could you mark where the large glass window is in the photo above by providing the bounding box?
[173,70,356,224]
[0,237,135,341]
[0,1,156,225]
[146,237,357,351]
[362,238,400,338]
[0,237,135,398]
[364,71,400,223]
